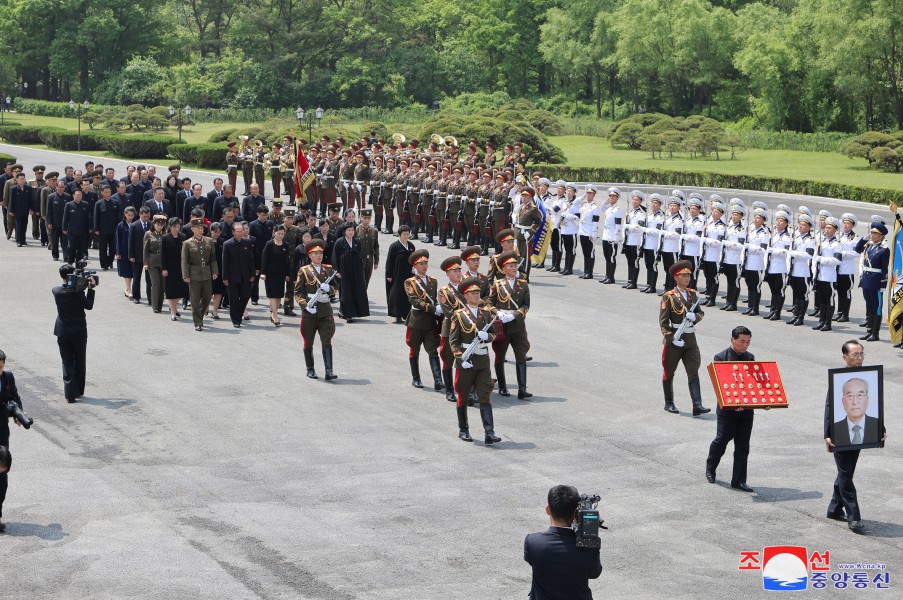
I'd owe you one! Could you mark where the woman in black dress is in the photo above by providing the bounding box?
[386,225,415,323]
[115,206,136,299]
[332,222,370,322]
[290,228,313,286]
[260,224,291,326]
[160,217,188,321]
[209,222,225,320]
[164,175,180,214]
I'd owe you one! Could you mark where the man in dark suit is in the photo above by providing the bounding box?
[128,207,152,303]
[62,190,92,265]
[524,485,602,600]
[8,173,33,247]
[182,183,210,223]
[211,186,238,222]
[221,221,256,327]
[206,177,224,209]
[241,183,266,222]
[93,185,121,270]
[144,187,174,219]
[0,348,29,532]
[825,341,888,531]
[45,181,71,261]
[52,265,96,402]
[249,204,274,305]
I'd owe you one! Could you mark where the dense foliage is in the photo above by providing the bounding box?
[1,0,902,134]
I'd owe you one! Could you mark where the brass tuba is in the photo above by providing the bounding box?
[392,133,406,145]
[444,135,458,148]
[430,133,444,147]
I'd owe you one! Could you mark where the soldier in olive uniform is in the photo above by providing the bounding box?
[29,165,46,243]
[351,151,369,214]
[462,170,479,246]
[253,141,267,193]
[181,217,219,331]
[449,276,501,444]
[515,188,543,281]
[295,239,338,380]
[39,172,59,251]
[3,164,24,240]
[356,208,379,287]
[280,208,302,315]
[488,229,518,280]
[461,245,491,298]
[659,260,711,416]
[238,137,254,195]
[433,165,451,246]
[475,171,493,254]
[447,166,465,249]
[489,251,532,399]
[226,141,239,192]
[404,249,444,391]
[268,142,283,199]
[438,256,466,402]
[380,157,397,233]
[421,162,439,243]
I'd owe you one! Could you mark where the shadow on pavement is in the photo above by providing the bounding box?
[857,520,903,538]
[331,378,371,386]
[492,396,566,409]
[750,487,824,503]
[77,396,136,409]
[3,522,68,540]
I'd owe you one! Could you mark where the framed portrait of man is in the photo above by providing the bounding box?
[828,365,884,451]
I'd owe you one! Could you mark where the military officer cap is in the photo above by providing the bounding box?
[360,208,372,217]
[271,200,283,207]
[774,211,790,222]
[32,165,45,172]
[554,179,566,188]
[239,135,249,142]
[630,190,645,202]
[649,193,664,204]
[870,214,886,225]
[818,209,832,219]
[272,143,283,150]
[457,276,482,295]
[190,217,205,227]
[752,200,768,211]
[870,222,888,235]
[497,251,518,267]
[521,188,535,198]
[409,139,420,148]
[284,208,296,217]
[411,159,423,167]
[461,245,482,261]
[537,177,551,187]
[426,162,437,169]
[408,249,430,265]
[798,213,814,226]
[752,207,768,219]
[341,149,352,156]
[452,166,464,174]
[841,212,857,225]
[11,164,22,171]
[687,197,703,209]
[709,193,724,203]
[668,259,693,277]
[493,172,505,180]
[328,203,341,212]
[668,196,682,207]
[386,157,396,164]
[481,171,492,179]
[732,205,747,217]
[671,189,686,202]
[486,142,496,149]
[496,228,516,244]
[711,201,725,213]
[824,216,840,229]
[729,197,745,208]
[228,142,237,148]
[152,214,168,223]
[688,192,704,201]
[440,256,463,272]
[45,171,59,180]
[305,239,326,253]
[168,164,181,172]
[373,154,383,162]
[440,164,449,172]
[565,182,578,191]
[607,187,621,197]
[584,184,598,194]
[776,203,791,214]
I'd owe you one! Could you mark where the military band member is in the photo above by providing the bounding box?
[856,222,890,342]
[252,140,266,193]
[238,136,253,195]
[450,276,501,444]
[600,187,624,284]
[835,214,863,323]
[226,142,239,192]
[381,157,397,233]
[763,211,792,321]
[356,209,379,286]
[659,260,710,416]
[679,195,705,289]
[181,218,218,331]
[812,217,842,331]
[267,142,283,199]
[295,239,337,380]
[741,207,770,316]
[281,136,297,205]
[438,256,466,403]
[489,251,531,399]
[786,214,817,326]
[641,194,665,293]
[404,249,445,391]
[720,206,747,311]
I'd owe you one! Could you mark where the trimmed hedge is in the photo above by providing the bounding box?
[531,165,903,206]
[0,123,181,158]
[106,134,181,158]
[0,152,16,164]
[167,143,227,169]
[38,128,117,151]
[0,125,45,144]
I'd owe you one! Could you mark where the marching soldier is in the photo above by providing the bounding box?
[356,208,379,287]
[785,213,817,326]
[461,245,490,298]
[488,228,518,280]
[856,221,890,342]
[404,249,445,391]
[741,207,770,316]
[438,256,466,403]
[450,276,501,444]
[515,188,542,280]
[267,142,283,199]
[600,187,624,284]
[181,217,219,331]
[489,251,531,399]
[238,136,253,195]
[659,260,710,416]
[640,194,665,292]
[762,211,793,321]
[621,190,646,288]
[226,141,239,192]
[295,239,338,380]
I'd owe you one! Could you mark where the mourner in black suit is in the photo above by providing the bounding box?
[128,208,152,302]
[61,190,92,264]
[524,485,602,600]
[8,174,32,246]
[221,222,257,327]
[45,182,71,261]
[93,186,121,270]
[824,341,887,531]
[144,188,175,218]
[52,265,96,402]
[0,349,28,532]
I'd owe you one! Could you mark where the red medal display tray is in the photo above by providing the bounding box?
[707,361,788,409]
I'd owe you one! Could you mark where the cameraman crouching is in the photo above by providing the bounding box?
[53,264,96,403]
[524,485,602,599]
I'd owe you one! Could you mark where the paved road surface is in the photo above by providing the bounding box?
[1,142,901,599]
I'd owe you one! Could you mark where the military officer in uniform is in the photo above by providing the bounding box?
[450,276,501,444]
[489,251,532,399]
[29,165,46,243]
[856,222,890,342]
[786,213,817,326]
[622,190,646,288]
[237,136,254,195]
[404,249,445,391]
[181,217,219,331]
[659,260,710,416]
[267,142,283,199]
[253,140,267,193]
[762,211,793,321]
[438,256,466,403]
[295,239,337,380]
[812,217,842,331]
[741,207,770,316]
[356,208,379,287]
[680,195,706,290]
[226,142,240,192]
[461,245,490,298]
[515,188,542,280]
[599,187,624,284]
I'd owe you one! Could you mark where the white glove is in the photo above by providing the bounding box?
[477,330,489,341]
[320,282,331,292]
[500,311,515,323]
[305,304,317,314]
[461,361,473,369]
[685,312,697,322]
[434,305,443,316]
[672,339,685,348]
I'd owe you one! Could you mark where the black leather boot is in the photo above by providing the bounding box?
[304,347,317,379]
[457,405,472,442]
[410,357,423,388]
[323,346,337,380]
[859,315,874,340]
[515,362,532,399]
[443,369,456,402]
[865,315,880,342]
[495,363,509,396]
[468,387,478,406]
[689,378,710,416]
[429,356,444,391]
[480,404,502,444]
[663,380,679,413]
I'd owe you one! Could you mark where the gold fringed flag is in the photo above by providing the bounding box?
[293,140,315,201]
[887,208,903,344]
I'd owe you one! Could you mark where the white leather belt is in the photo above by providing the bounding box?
[471,344,488,356]
[862,267,881,273]
[671,322,695,334]
[307,294,330,303]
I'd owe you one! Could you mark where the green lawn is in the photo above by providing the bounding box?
[550,135,903,192]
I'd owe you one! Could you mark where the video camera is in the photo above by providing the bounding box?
[64,259,99,293]
[6,401,33,429]
[574,494,606,549]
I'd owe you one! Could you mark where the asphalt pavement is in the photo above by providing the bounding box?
[0,142,901,599]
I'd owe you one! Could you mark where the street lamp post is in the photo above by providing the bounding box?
[69,99,90,151]
[295,106,324,144]
[169,105,192,144]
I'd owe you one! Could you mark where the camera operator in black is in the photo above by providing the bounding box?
[53,264,96,403]
[524,485,602,600]
[1,348,30,533]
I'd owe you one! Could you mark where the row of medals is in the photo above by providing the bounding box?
[722,363,783,405]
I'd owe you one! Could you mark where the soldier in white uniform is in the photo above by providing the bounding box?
[570,184,603,279]
[741,207,770,316]
[660,197,684,293]
[641,194,665,293]
[700,201,726,306]
[558,183,580,275]
[786,213,817,326]
[599,187,624,284]
[680,194,706,290]
[762,211,793,321]
[545,180,567,272]
[834,213,863,323]
[720,206,747,312]
[809,209,833,317]
[622,190,647,290]
[811,216,842,331]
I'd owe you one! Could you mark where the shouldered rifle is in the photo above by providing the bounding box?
[461,313,498,362]
[673,296,701,344]
[306,270,337,306]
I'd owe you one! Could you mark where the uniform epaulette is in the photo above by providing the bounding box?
[323,263,332,268]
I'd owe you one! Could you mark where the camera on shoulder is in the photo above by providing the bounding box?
[575,494,606,549]
[64,259,99,293]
